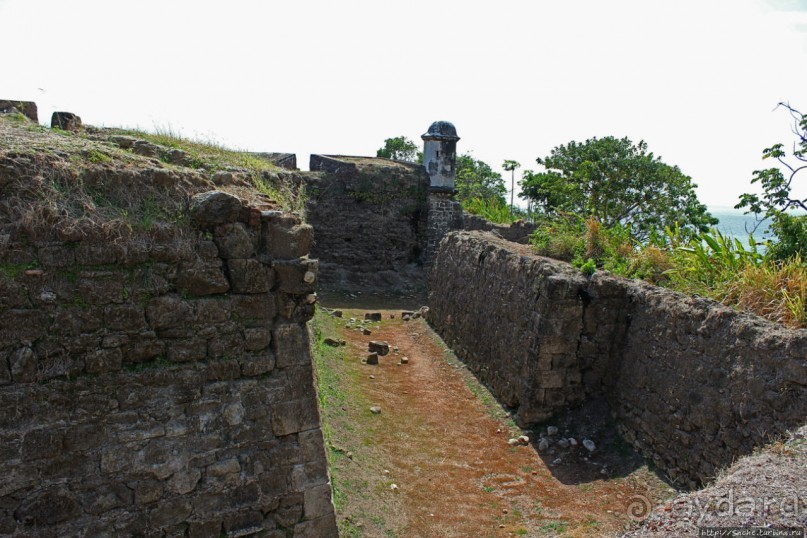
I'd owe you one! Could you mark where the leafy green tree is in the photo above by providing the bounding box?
[502,159,521,211]
[736,103,807,260]
[455,153,507,204]
[376,136,419,162]
[520,136,716,242]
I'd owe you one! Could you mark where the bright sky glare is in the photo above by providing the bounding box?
[1,0,806,208]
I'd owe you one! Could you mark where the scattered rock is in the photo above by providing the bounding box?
[568,438,577,446]
[365,312,382,322]
[110,135,137,149]
[303,271,317,284]
[518,435,530,445]
[51,111,81,132]
[369,375,375,380]
[366,353,379,365]
[538,438,550,451]
[508,438,520,446]
[333,310,343,318]
[362,328,372,336]
[132,139,161,157]
[370,406,382,414]
[166,148,186,164]
[323,337,341,347]
[212,171,233,184]
[393,346,399,353]
[402,314,411,321]
[557,438,570,449]
[368,341,390,356]
[547,426,558,436]
[39,290,56,303]
[552,458,562,465]
[400,356,409,365]
[390,484,399,491]
[390,314,395,319]
[583,439,596,452]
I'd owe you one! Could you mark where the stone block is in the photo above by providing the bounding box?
[263,214,313,259]
[146,296,194,329]
[198,239,219,260]
[244,327,272,351]
[299,429,326,463]
[208,329,245,359]
[149,498,193,529]
[75,243,118,265]
[294,513,338,537]
[240,353,276,377]
[273,493,303,527]
[85,348,123,374]
[14,487,80,526]
[0,354,10,385]
[224,510,264,536]
[105,304,147,332]
[0,99,38,122]
[38,245,75,267]
[202,358,242,381]
[125,335,165,364]
[9,346,36,382]
[168,339,207,362]
[303,483,334,520]
[188,521,224,538]
[51,111,82,131]
[22,428,63,461]
[214,222,255,258]
[273,324,308,368]
[189,191,243,229]
[167,469,202,495]
[271,399,320,437]
[0,309,48,345]
[176,261,230,296]
[195,298,231,323]
[78,274,125,305]
[227,258,273,293]
[232,293,276,321]
[274,259,317,295]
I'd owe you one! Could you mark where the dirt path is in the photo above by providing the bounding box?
[313,305,675,537]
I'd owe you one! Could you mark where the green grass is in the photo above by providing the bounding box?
[539,521,568,534]
[111,125,280,173]
[462,196,521,224]
[531,216,807,328]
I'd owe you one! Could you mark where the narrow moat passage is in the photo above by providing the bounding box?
[312,302,675,537]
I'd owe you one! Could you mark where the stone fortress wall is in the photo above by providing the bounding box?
[427,231,807,488]
[0,179,337,534]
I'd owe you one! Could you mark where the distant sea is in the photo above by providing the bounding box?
[708,206,771,247]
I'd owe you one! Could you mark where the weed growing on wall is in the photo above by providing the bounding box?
[530,217,807,328]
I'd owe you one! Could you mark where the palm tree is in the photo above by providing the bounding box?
[502,160,521,212]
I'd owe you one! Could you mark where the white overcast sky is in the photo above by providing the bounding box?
[2,0,807,208]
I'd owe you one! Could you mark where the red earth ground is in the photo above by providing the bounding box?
[313,304,675,537]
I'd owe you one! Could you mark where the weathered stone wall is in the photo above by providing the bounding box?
[428,231,807,487]
[0,100,38,123]
[0,197,337,536]
[461,212,538,244]
[424,193,464,265]
[305,155,430,291]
